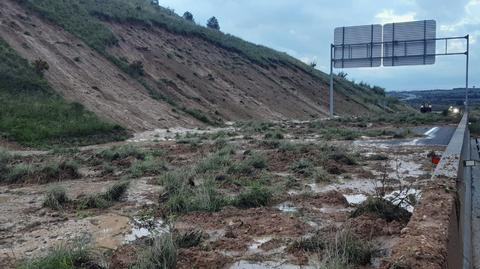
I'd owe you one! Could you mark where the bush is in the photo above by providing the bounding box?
[19,241,92,269]
[332,230,374,266]
[195,151,232,174]
[351,197,411,222]
[5,163,34,183]
[288,232,326,252]
[329,151,358,166]
[264,130,284,140]
[163,179,228,214]
[313,167,331,183]
[43,186,69,210]
[294,230,374,268]
[99,145,145,161]
[234,183,272,208]
[290,158,313,176]
[206,16,220,30]
[133,233,177,269]
[228,153,266,175]
[175,230,202,248]
[129,156,167,178]
[103,181,130,201]
[78,181,130,209]
[33,59,49,75]
[128,60,145,77]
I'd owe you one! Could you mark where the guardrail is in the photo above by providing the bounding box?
[385,113,470,269]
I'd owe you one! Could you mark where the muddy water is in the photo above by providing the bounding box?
[229,260,312,269]
[128,126,236,142]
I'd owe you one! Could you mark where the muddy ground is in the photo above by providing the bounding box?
[0,121,449,269]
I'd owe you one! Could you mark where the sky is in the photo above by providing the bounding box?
[160,0,479,92]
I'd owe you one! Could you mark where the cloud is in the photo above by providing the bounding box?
[375,9,416,24]
[440,0,480,32]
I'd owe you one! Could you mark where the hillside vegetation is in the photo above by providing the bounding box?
[0,38,128,148]
[18,0,396,113]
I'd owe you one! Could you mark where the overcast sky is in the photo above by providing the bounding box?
[160,0,479,92]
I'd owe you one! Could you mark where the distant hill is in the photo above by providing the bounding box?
[388,88,480,111]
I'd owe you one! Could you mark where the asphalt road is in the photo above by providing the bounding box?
[410,126,457,146]
[361,126,457,146]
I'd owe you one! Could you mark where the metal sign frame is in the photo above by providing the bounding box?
[334,24,382,68]
[329,20,470,118]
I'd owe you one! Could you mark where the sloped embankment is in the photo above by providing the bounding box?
[1,0,393,132]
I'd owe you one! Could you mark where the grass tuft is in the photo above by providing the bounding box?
[234,183,272,208]
[133,233,177,269]
[351,197,411,222]
[43,186,69,210]
[19,241,92,269]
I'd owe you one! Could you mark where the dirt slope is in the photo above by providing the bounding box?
[0,0,195,131]
[1,0,383,131]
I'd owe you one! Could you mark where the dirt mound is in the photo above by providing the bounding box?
[347,214,406,238]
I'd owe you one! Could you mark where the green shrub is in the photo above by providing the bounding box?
[78,181,130,209]
[264,130,284,140]
[329,150,358,166]
[290,158,313,176]
[195,151,232,174]
[5,163,34,183]
[175,230,203,248]
[228,153,266,175]
[19,241,92,269]
[129,156,167,178]
[351,197,411,222]
[133,233,177,269]
[43,186,69,210]
[102,181,130,201]
[188,180,228,212]
[158,169,191,193]
[288,232,326,252]
[163,179,228,214]
[99,145,145,161]
[313,167,331,183]
[234,183,272,208]
[293,230,374,268]
[334,230,374,266]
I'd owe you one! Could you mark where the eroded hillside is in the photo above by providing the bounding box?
[0,0,396,132]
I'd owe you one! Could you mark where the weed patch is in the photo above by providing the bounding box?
[132,233,177,269]
[19,240,93,269]
[351,197,411,222]
[234,183,272,208]
[43,186,69,210]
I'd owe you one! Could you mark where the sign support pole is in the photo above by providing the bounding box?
[465,34,470,112]
[329,44,334,118]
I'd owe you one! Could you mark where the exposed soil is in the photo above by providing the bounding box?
[0,120,448,269]
[0,0,383,132]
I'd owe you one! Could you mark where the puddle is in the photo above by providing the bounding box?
[276,202,298,213]
[124,217,168,243]
[308,178,378,194]
[129,126,236,142]
[229,260,311,269]
[343,194,367,205]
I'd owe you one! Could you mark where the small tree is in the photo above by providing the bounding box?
[33,59,49,75]
[337,71,348,79]
[128,61,145,77]
[183,11,194,23]
[151,0,159,5]
[309,61,317,69]
[207,17,220,31]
